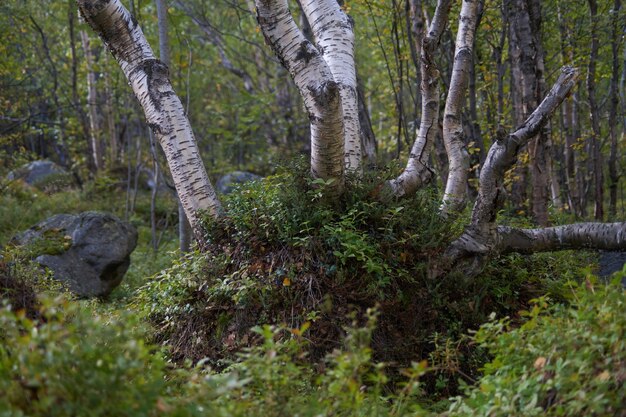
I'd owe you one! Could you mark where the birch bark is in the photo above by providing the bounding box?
[300,0,362,173]
[498,223,626,254]
[440,0,478,215]
[387,0,451,197]
[256,0,344,196]
[438,67,579,277]
[80,30,104,172]
[77,0,222,240]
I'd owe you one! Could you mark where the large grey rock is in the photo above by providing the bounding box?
[216,171,262,194]
[7,160,75,192]
[13,212,138,297]
[599,251,626,287]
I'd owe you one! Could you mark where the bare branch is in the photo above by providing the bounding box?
[498,223,626,254]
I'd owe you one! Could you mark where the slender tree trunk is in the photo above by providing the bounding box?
[507,21,527,214]
[103,53,118,166]
[149,130,161,252]
[576,88,589,217]
[587,0,604,221]
[155,0,192,251]
[387,0,452,197]
[441,0,479,215]
[608,0,622,218]
[80,30,104,172]
[507,0,550,225]
[557,3,581,216]
[357,74,377,166]
[78,0,222,240]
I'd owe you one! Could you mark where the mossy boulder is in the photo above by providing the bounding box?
[12,212,137,297]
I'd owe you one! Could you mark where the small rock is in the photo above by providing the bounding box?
[216,171,262,194]
[598,251,626,288]
[12,212,138,297]
[7,160,75,192]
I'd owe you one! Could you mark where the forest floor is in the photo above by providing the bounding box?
[1,173,624,416]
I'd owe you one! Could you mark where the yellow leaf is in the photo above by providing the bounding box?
[597,370,610,381]
[534,357,546,370]
[282,277,291,287]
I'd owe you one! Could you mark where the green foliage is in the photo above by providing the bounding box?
[171,308,430,417]
[447,280,626,417]
[213,161,461,293]
[0,295,167,417]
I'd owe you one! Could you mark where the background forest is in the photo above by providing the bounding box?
[0,0,625,416]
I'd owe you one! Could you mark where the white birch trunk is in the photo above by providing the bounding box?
[387,0,451,197]
[440,0,478,215]
[77,0,222,240]
[256,0,344,196]
[300,0,362,173]
[437,67,579,277]
[498,223,626,254]
[80,30,103,172]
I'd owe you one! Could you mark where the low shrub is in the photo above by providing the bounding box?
[447,279,626,417]
[0,295,167,417]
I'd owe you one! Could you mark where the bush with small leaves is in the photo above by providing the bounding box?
[447,279,626,417]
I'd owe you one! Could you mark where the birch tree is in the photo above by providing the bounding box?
[76,0,626,279]
[76,0,222,241]
[255,0,345,196]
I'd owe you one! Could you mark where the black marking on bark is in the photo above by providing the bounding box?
[347,14,355,29]
[140,59,170,113]
[77,0,110,16]
[444,114,460,123]
[309,80,339,108]
[295,41,318,64]
[148,122,164,135]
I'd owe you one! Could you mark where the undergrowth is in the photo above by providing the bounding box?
[135,162,595,399]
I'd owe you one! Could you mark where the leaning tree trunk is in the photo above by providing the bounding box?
[437,67,579,278]
[387,0,452,197]
[77,0,222,241]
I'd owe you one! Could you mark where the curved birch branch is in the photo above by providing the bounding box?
[387,0,452,197]
[498,223,626,254]
[440,0,479,215]
[77,0,222,241]
[300,0,362,173]
[256,0,344,196]
[470,66,579,230]
[436,66,579,277]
